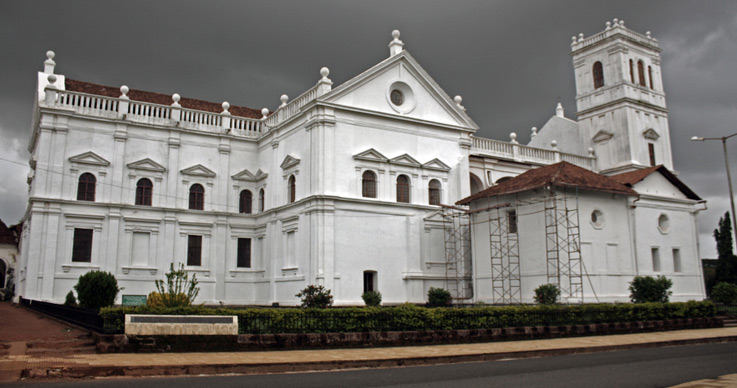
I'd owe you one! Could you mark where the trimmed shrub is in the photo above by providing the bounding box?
[629,275,673,303]
[534,284,561,305]
[74,271,120,309]
[64,290,77,307]
[427,287,451,307]
[296,285,333,308]
[711,282,737,304]
[361,290,382,307]
[155,263,199,307]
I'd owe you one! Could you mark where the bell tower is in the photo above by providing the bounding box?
[571,19,673,174]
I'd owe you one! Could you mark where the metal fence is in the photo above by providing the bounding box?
[20,298,106,333]
[716,304,737,316]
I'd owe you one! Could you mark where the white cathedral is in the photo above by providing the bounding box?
[17,20,706,306]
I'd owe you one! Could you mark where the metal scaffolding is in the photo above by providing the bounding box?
[544,191,583,302]
[487,203,521,304]
[442,206,473,301]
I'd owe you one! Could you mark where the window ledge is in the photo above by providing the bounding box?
[184,267,210,277]
[62,263,100,273]
[229,269,265,277]
[121,266,157,275]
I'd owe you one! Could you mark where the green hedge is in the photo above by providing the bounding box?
[99,301,715,334]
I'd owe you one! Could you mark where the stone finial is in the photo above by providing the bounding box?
[280,94,289,108]
[389,29,404,56]
[531,127,538,138]
[317,67,333,96]
[221,101,230,114]
[47,74,57,86]
[320,67,330,80]
[509,132,518,144]
[605,21,611,30]
[578,33,584,42]
[261,108,269,119]
[454,95,466,111]
[171,93,181,107]
[556,102,564,118]
[613,18,619,25]
[571,36,577,45]
[120,85,129,99]
[588,147,595,157]
[44,50,56,74]
[551,140,558,149]
[619,20,625,28]
[646,31,652,39]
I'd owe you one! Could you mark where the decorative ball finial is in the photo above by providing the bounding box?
[531,127,538,137]
[551,140,558,149]
[646,31,652,38]
[172,93,181,103]
[261,108,269,118]
[571,36,577,44]
[613,18,619,25]
[454,95,463,105]
[619,20,625,27]
[120,85,129,96]
[605,21,611,29]
[392,30,400,40]
[509,132,518,144]
[280,94,289,106]
[46,51,55,60]
[588,147,595,156]
[222,101,230,111]
[578,33,584,42]
[320,67,330,79]
[47,74,57,84]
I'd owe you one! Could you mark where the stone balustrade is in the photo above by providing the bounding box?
[471,136,595,169]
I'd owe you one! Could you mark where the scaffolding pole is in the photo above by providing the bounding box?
[442,206,473,301]
[488,204,521,304]
[544,191,583,302]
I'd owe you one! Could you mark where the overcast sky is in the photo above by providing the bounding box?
[1,1,736,257]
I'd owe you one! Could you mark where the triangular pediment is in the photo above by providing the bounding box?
[280,155,301,170]
[389,153,421,168]
[127,158,166,172]
[353,148,389,163]
[320,51,478,131]
[180,164,216,177]
[592,130,614,143]
[422,158,451,172]
[232,168,269,182]
[643,128,660,140]
[423,210,448,223]
[69,151,110,166]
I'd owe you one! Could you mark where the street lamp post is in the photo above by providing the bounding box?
[691,132,737,247]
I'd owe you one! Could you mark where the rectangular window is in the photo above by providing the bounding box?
[507,210,518,234]
[648,143,656,166]
[131,232,150,267]
[363,271,375,293]
[286,231,296,268]
[72,228,93,262]
[673,248,682,273]
[237,238,251,268]
[651,247,660,272]
[187,235,202,266]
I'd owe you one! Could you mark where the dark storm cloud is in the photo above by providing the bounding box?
[2,0,736,256]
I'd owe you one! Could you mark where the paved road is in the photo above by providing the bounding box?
[6,342,737,387]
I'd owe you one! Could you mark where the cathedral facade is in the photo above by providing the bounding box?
[17,21,706,305]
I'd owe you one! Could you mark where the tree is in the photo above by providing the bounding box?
[427,287,451,307]
[154,263,200,307]
[711,212,737,294]
[533,284,561,305]
[74,271,120,309]
[296,285,333,308]
[629,275,673,303]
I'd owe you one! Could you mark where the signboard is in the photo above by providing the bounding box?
[122,295,147,306]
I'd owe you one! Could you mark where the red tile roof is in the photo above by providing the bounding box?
[65,79,263,119]
[610,165,701,200]
[457,161,638,205]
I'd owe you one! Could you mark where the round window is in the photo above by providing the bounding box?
[658,214,670,233]
[590,210,604,229]
[390,89,404,106]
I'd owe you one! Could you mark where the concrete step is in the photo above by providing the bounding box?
[25,345,97,355]
[26,338,95,350]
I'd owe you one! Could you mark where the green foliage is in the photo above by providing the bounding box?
[629,275,673,303]
[711,282,737,304]
[74,271,120,309]
[64,290,77,307]
[533,284,561,305]
[296,285,333,308]
[711,212,737,294]
[361,290,382,307]
[98,301,717,335]
[427,287,451,307]
[155,263,200,307]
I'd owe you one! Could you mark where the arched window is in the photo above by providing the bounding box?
[648,66,654,89]
[189,184,204,210]
[77,173,96,201]
[239,190,252,214]
[135,178,153,206]
[428,179,441,205]
[362,170,377,198]
[629,59,635,83]
[637,60,646,87]
[288,175,296,203]
[592,61,604,89]
[396,175,410,203]
[259,188,265,212]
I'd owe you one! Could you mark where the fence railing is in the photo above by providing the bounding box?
[20,297,106,333]
[471,136,595,169]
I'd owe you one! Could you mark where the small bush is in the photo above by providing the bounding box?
[362,290,382,307]
[155,263,199,307]
[711,282,737,304]
[74,271,120,309]
[534,284,561,305]
[629,275,673,303]
[427,287,451,307]
[296,285,333,308]
[64,290,77,307]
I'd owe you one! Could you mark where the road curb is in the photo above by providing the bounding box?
[19,334,737,380]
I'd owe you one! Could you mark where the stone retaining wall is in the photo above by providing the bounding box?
[93,317,723,353]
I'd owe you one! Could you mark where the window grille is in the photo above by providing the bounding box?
[187,235,202,266]
[239,190,252,214]
[396,175,410,203]
[362,170,377,198]
[77,173,96,201]
[72,228,93,262]
[189,184,204,210]
[135,178,153,206]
